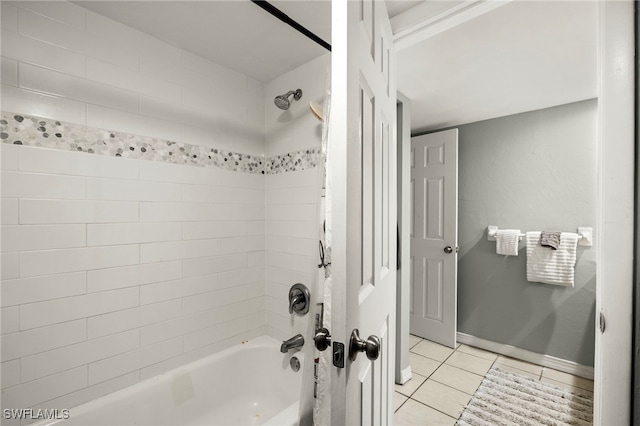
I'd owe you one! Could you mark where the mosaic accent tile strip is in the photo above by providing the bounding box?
[1,111,266,173]
[266,147,322,175]
[1,111,320,175]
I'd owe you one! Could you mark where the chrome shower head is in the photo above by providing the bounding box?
[274,89,303,110]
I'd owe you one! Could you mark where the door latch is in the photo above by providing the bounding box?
[599,311,606,333]
[333,342,345,368]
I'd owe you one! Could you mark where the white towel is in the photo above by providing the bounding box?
[526,231,579,287]
[496,229,520,256]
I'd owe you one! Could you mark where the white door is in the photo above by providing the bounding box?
[409,130,458,348]
[329,0,397,424]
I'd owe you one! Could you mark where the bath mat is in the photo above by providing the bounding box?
[456,367,593,426]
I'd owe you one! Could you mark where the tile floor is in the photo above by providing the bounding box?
[394,334,594,425]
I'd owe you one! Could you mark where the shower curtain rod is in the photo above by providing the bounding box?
[250,0,332,52]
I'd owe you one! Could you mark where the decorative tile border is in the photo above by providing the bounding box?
[266,147,322,174]
[0,111,322,175]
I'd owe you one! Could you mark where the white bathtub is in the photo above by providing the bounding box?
[34,336,302,426]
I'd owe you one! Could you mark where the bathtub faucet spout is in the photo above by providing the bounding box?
[280,334,304,353]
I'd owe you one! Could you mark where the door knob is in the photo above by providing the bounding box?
[314,327,331,351]
[349,329,381,361]
[444,246,453,254]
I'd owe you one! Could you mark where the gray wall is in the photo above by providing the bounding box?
[456,99,597,366]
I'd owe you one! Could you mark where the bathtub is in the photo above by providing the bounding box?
[34,336,302,426]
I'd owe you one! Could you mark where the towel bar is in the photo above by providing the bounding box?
[487,226,592,246]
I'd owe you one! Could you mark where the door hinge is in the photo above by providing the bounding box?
[599,311,606,333]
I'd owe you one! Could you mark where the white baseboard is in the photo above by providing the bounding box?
[456,332,594,380]
[398,366,412,385]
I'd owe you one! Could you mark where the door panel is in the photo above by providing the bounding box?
[362,81,375,288]
[410,130,458,348]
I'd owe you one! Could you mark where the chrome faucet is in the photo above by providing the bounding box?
[280,334,304,353]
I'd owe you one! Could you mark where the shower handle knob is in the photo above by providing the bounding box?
[349,329,380,361]
[288,283,310,315]
[314,327,331,351]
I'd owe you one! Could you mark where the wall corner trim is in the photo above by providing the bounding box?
[398,366,412,385]
[456,332,594,380]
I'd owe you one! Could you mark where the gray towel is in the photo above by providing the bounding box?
[540,231,561,250]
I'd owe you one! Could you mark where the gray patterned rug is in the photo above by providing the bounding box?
[457,367,593,426]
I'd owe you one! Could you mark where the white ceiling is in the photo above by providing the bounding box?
[74,1,597,132]
[385,0,425,18]
[73,0,424,84]
[74,1,331,83]
[397,1,597,132]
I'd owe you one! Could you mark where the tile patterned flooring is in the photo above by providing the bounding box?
[394,334,594,425]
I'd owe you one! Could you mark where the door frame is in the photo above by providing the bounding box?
[395,93,412,385]
[593,1,634,423]
[393,0,635,423]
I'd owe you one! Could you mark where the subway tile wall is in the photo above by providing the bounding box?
[263,55,329,340]
[0,1,265,157]
[265,168,320,340]
[0,0,270,417]
[0,0,327,418]
[0,144,266,418]
[264,54,330,158]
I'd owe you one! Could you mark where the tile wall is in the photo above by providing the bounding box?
[0,141,267,418]
[0,0,328,418]
[263,54,330,339]
[0,0,265,156]
[265,168,321,340]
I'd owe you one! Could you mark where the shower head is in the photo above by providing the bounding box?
[274,89,303,110]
